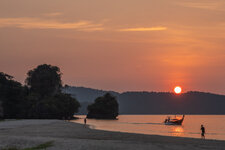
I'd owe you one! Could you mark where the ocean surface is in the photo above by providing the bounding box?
[72,115,225,140]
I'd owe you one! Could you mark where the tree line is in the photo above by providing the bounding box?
[0,64,119,119]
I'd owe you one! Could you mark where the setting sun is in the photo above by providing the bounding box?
[174,86,182,94]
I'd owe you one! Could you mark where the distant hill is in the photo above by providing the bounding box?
[62,86,119,102]
[119,91,225,114]
[62,86,119,114]
[62,86,225,115]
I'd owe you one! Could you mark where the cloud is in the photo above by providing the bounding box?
[118,27,167,32]
[0,17,104,31]
[0,17,168,33]
[176,1,225,11]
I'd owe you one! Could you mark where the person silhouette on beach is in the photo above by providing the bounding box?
[84,118,87,125]
[201,125,205,139]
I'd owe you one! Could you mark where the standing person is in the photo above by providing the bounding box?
[201,125,205,139]
[84,118,87,125]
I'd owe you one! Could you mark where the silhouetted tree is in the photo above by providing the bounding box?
[24,64,80,119]
[25,64,62,97]
[0,65,81,119]
[87,93,119,119]
[0,72,27,118]
[26,93,80,119]
[45,93,80,119]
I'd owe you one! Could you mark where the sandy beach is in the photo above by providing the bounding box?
[0,119,225,150]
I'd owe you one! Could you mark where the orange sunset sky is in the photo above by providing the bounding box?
[0,0,225,94]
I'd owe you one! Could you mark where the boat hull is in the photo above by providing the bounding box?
[164,115,185,125]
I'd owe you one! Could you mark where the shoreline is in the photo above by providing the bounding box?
[82,122,225,142]
[0,119,225,150]
[72,115,225,141]
[71,118,223,142]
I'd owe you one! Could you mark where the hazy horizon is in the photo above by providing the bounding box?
[1,0,225,94]
[65,85,225,95]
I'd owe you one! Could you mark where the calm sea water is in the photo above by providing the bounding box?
[72,115,225,140]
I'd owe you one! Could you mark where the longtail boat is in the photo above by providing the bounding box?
[164,115,185,125]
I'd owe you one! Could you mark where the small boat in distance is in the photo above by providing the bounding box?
[164,115,185,125]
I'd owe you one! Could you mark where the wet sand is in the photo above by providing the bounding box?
[0,119,225,150]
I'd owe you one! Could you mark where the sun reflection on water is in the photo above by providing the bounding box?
[171,126,184,136]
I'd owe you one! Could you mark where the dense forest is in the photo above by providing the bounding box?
[0,64,80,119]
[0,64,119,119]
